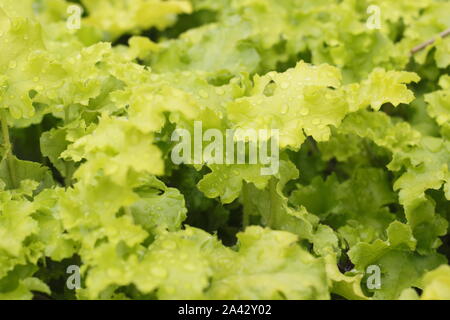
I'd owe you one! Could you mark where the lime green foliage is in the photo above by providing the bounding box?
[82,0,192,40]
[420,265,450,299]
[0,0,449,300]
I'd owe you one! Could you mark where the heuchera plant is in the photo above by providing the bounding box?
[0,0,449,300]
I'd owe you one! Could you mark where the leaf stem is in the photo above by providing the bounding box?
[0,109,17,189]
[267,178,277,228]
[1,110,12,154]
[242,182,250,228]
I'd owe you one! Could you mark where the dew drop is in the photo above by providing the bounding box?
[300,108,309,116]
[180,253,188,260]
[372,101,382,108]
[11,21,20,30]
[162,240,177,250]
[215,88,225,95]
[209,187,217,194]
[280,82,290,89]
[151,266,168,278]
[8,61,17,69]
[184,264,196,271]
[312,119,321,125]
[199,90,209,99]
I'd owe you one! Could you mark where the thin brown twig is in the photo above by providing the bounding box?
[411,28,450,55]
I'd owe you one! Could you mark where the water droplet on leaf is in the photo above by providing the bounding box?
[162,240,177,250]
[199,90,209,99]
[281,104,289,114]
[280,82,290,89]
[151,266,168,278]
